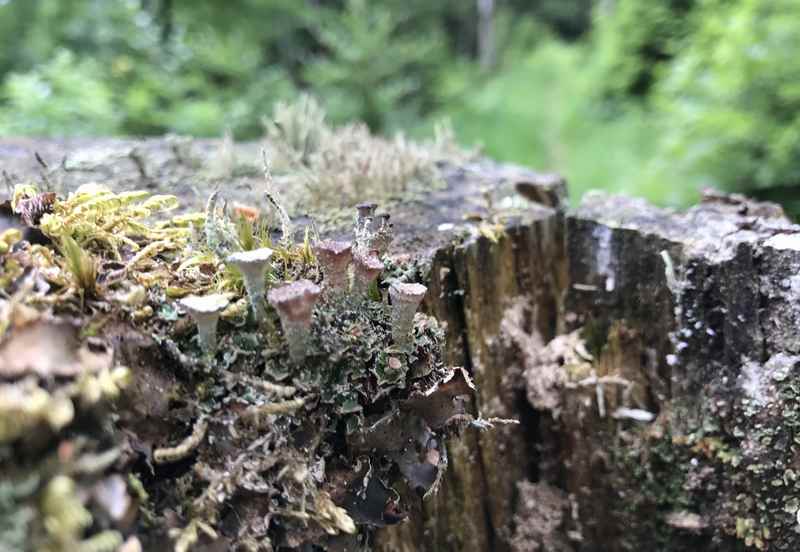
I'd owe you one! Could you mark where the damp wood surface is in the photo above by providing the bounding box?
[3,136,800,552]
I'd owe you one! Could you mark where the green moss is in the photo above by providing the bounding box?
[611,430,698,551]
[579,317,610,358]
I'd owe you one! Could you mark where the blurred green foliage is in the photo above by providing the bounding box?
[302,0,448,132]
[1,0,799,212]
[594,0,695,99]
[431,40,686,205]
[656,0,800,210]
[431,0,800,211]
[0,0,487,137]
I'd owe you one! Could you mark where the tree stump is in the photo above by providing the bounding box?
[2,137,800,551]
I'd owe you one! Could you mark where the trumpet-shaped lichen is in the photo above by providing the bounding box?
[388,282,427,349]
[268,279,322,363]
[226,248,274,321]
[179,294,229,356]
[314,240,353,297]
[352,254,384,297]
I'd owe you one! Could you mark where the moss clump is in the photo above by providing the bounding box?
[262,95,472,215]
[0,303,133,551]
[610,428,706,551]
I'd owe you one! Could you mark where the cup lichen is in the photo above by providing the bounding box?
[314,239,353,298]
[388,282,427,349]
[179,294,230,356]
[268,279,322,363]
[226,247,274,321]
[352,254,384,298]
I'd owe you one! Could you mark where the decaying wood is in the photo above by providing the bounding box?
[379,187,800,552]
[4,137,800,551]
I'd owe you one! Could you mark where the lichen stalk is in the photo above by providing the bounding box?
[242,271,267,320]
[352,254,384,298]
[355,202,377,229]
[284,318,314,363]
[193,311,221,356]
[389,282,427,349]
[368,213,393,256]
[314,240,352,298]
[268,280,321,363]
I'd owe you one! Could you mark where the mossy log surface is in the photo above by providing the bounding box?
[3,137,800,552]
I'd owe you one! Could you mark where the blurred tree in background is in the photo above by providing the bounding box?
[302,0,448,132]
[0,0,482,137]
[1,0,799,213]
[594,0,696,99]
[656,0,800,211]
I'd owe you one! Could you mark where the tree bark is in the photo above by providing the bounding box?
[379,186,800,552]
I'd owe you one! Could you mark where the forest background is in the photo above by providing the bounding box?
[1,0,798,213]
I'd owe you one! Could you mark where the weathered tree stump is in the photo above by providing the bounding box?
[378,186,800,552]
[3,137,800,551]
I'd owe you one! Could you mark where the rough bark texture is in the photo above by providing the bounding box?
[377,187,800,552]
[4,137,800,551]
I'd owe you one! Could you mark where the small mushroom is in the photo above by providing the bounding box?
[352,254,384,297]
[179,294,229,356]
[226,248,274,321]
[268,279,322,362]
[314,240,353,298]
[388,282,427,349]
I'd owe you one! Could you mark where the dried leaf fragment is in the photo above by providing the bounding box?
[0,319,113,378]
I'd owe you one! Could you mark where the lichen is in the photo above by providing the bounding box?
[0,159,483,551]
[262,97,468,214]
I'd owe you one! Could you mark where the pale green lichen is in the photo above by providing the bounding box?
[262,97,472,215]
[0,475,37,552]
[39,476,122,552]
